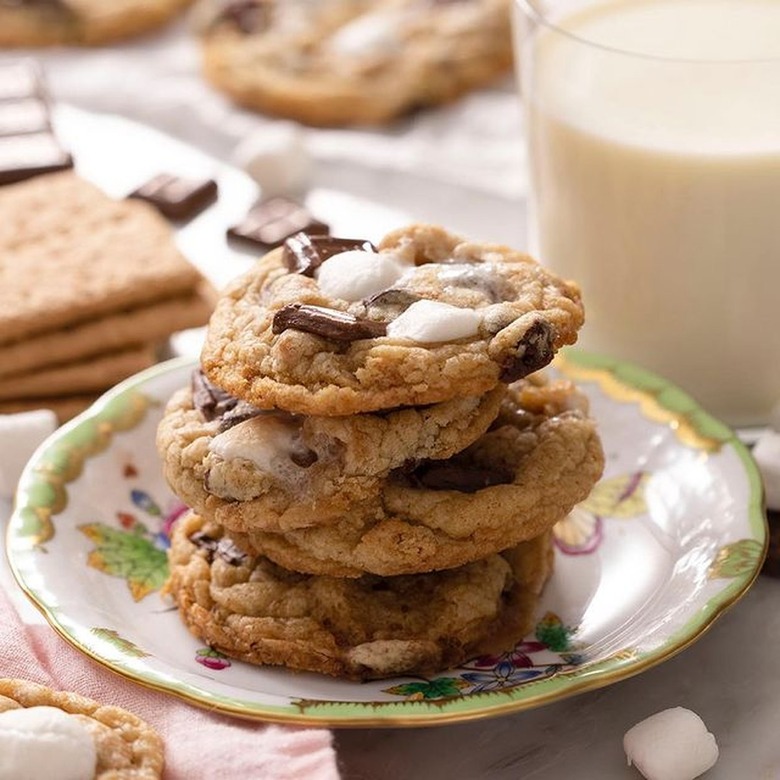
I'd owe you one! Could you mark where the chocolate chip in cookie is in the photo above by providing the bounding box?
[283,233,376,277]
[499,319,556,382]
[272,303,388,341]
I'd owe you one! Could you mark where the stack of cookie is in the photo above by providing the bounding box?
[159,224,604,680]
[0,171,214,421]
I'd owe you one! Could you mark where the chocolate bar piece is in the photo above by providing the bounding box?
[0,99,50,137]
[0,132,72,186]
[409,463,514,493]
[228,197,329,251]
[128,173,218,221]
[272,303,387,341]
[499,319,555,382]
[283,233,377,276]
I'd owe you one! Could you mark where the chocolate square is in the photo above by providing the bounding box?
[0,132,73,186]
[227,197,329,251]
[128,173,218,221]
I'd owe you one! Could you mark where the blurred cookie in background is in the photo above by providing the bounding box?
[0,0,195,47]
[196,0,513,126]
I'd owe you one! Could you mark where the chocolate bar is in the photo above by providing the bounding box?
[272,303,387,341]
[228,196,329,251]
[128,173,218,221]
[0,133,72,186]
[0,61,73,186]
[283,234,376,276]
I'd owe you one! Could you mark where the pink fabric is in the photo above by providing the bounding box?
[0,588,340,780]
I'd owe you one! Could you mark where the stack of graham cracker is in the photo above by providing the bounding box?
[0,171,215,421]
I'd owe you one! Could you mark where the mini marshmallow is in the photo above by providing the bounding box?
[386,300,482,343]
[209,416,309,484]
[325,11,405,58]
[752,429,780,510]
[0,409,57,498]
[231,123,312,197]
[624,707,719,780]
[0,706,96,780]
[315,250,409,302]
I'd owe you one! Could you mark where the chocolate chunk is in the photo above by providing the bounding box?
[228,197,329,252]
[365,288,421,309]
[283,233,376,276]
[411,463,514,493]
[188,531,249,566]
[0,62,45,103]
[189,531,219,559]
[499,319,556,382]
[210,0,272,33]
[0,132,72,186]
[290,449,318,468]
[272,303,387,342]
[0,99,50,136]
[191,369,240,422]
[218,400,264,431]
[129,173,218,221]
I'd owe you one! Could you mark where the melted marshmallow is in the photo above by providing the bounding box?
[623,707,719,780]
[0,706,96,780]
[316,250,409,302]
[386,300,482,343]
[209,416,309,484]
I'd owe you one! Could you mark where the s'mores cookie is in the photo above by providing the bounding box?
[227,378,604,576]
[0,0,195,47]
[201,225,584,416]
[0,678,163,779]
[157,369,505,531]
[166,511,554,680]
[197,0,513,126]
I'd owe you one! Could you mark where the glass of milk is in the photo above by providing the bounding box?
[514,0,780,427]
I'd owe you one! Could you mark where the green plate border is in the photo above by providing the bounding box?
[6,350,768,727]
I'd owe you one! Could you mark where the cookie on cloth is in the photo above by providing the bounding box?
[201,224,584,416]
[0,171,205,346]
[156,369,505,532]
[165,511,554,680]
[197,0,513,126]
[0,0,194,47]
[229,378,604,576]
[0,678,163,779]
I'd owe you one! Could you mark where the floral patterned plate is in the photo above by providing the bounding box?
[6,352,766,727]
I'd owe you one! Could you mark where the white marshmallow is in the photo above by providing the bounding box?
[0,706,96,780]
[231,123,312,197]
[386,300,482,343]
[752,430,780,510]
[209,416,309,484]
[624,707,719,780]
[0,409,58,498]
[325,11,405,58]
[315,250,409,302]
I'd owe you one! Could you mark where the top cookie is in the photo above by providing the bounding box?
[202,224,584,416]
[197,0,513,126]
[0,0,194,47]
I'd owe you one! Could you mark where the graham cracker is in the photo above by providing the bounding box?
[0,171,204,345]
[0,345,156,401]
[0,282,216,379]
